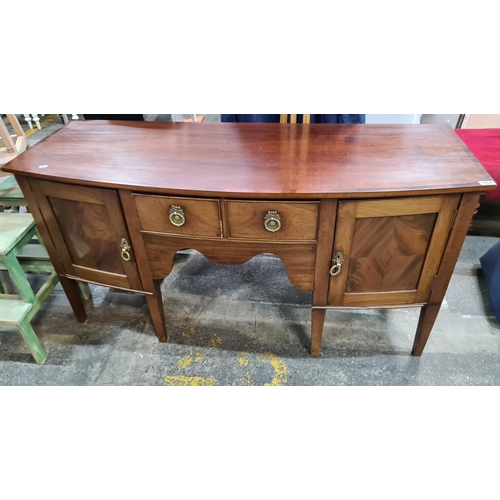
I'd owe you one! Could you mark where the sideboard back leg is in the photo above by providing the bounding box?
[412,303,441,356]
[145,279,167,342]
[311,308,326,357]
[59,276,87,323]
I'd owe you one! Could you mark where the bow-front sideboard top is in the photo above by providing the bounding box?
[3,121,496,356]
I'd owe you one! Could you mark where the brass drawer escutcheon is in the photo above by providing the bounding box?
[264,210,282,232]
[169,205,186,227]
[329,251,344,276]
[121,238,132,261]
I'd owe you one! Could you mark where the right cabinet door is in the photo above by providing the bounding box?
[327,194,461,307]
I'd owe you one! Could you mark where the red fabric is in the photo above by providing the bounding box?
[455,128,500,200]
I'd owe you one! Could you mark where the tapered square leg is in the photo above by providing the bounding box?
[59,276,87,323]
[145,280,167,342]
[311,308,326,357]
[412,303,441,356]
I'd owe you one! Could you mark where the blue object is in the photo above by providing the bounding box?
[480,240,500,322]
[221,114,365,124]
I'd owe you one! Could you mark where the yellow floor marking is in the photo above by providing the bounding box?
[237,352,253,385]
[258,353,288,386]
[181,327,196,338]
[177,355,193,369]
[24,114,59,138]
[237,352,249,367]
[177,352,205,369]
[164,376,217,386]
[210,333,222,348]
[238,372,254,386]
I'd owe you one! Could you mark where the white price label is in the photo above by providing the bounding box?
[479,180,495,185]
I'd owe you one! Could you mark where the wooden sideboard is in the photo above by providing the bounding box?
[3,121,496,356]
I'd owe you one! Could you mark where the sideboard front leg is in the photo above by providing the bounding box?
[411,303,441,356]
[412,192,481,356]
[145,280,167,342]
[311,308,326,357]
[59,276,87,323]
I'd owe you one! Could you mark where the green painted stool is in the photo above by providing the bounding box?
[0,175,25,209]
[0,213,59,364]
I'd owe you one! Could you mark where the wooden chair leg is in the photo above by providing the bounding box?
[59,276,87,323]
[17,319,47,364]
[311,308,326,357]
[78,282,92,300]
[145,280,167,342]
[412,304,441,356]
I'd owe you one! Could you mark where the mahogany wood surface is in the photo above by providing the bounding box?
[6,122,496,359]
[327,195,460,307]
[225,200,319,241]
[312,199,338,307]
[311,308,326,358]
[134,194,222,238]
[412,192,481,355]
[118,190,156,293]
[347,213,438,292]
[145,280,167,343]
[3,121,495,198]
[141,233,317,293]
[28,179,143,291]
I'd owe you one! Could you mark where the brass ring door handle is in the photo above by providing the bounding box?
[121,238,132,261]
[264,210,281,232]
[169,205,186,227]
[329,251,344,276]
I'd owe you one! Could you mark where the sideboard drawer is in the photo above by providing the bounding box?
[226,200,319,241]
[133,194,222,238]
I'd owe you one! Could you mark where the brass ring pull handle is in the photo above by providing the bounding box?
[264,210,282,232]
[169,206,186,227]
[329,251,344,276]
[121,238,132,262]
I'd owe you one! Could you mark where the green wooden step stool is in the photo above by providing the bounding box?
[0,213,59,364]
[0,175,25,210]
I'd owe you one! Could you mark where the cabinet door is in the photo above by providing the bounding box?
[30,179,143,290]
[327,195,461,307]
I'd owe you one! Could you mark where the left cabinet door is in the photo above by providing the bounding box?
[29,179,143,290]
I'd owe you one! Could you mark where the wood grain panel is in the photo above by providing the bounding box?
[50,197,126,275]
[226,200,319,241]
[355,196,442,218]
[346,214,437,293]
[29,179,142,290]
[133,194,221,238]
[142,234,316,292]
[328,194,459,309]
[343,290,422,307]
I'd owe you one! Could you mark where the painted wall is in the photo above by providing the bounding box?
[365,114,422,124]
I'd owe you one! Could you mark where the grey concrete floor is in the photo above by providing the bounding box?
[1,236,499,385]
[1,114,499,385]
